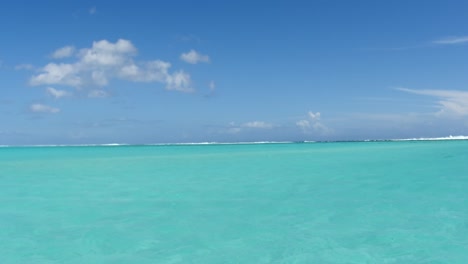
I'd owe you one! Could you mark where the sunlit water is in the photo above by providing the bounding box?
[1,141,468,263]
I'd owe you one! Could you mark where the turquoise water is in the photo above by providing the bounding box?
[1,141,468,263]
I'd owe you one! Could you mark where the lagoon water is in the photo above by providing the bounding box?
[1,141,468,263]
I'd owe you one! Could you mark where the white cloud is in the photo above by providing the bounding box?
[242,121,273,129]
[15,64,34,70]
[398,87,468,117]
[30,62,82,86]
[88,90,109,98]
[91,70,108,86]
[89,6,97,15]
[222,122,242,134]
[433,36,468,45]
[46,87,71,99]
[180,50,210,64]
[30,39,194,92]
[223,121,273,134]
[296,120,310,129]
[166,71,193,92]
[30,103,60,113]
[297,111,333,135]
[308,111,321,120]
[118,60,170,82]
[51,46,75,59]
[79,39,136,66]
[312,122,333,135]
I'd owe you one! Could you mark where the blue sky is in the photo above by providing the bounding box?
[1,0,468,145]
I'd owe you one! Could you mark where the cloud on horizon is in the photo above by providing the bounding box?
[296,119,310,129]
[30,39,194,93]
[223,121,274,134]
[297,111,333,135]
[242,121,274,129]
[398,87,468,117]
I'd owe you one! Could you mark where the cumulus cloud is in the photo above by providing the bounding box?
[297,111,332,135]
[31,62,82,86]
[51,46,75,59]
[180,50,210,64]
[312,122,333,135]
[432,36,468,45]
[30,103,60,113]
[118,60,170,82]
[296,120,310,129]
[308,111,320,120]
[30,39,194,92]
[46,87,71,99]
[242,121,273,129]
[79,39,136,66]
[165,70,194,92]
[398,87,468,117]
[89,6,97,15]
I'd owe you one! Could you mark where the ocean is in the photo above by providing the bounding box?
[1,140,468,263]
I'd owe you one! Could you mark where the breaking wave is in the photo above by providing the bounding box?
[391,135,468,141]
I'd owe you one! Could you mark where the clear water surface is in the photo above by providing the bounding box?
[1,141,468,263]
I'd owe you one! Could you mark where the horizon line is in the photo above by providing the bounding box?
[1,135,468,148]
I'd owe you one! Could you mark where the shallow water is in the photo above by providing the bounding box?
[1,141,468,263]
